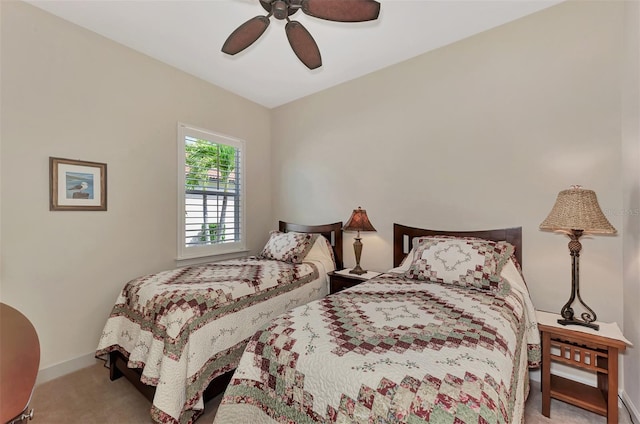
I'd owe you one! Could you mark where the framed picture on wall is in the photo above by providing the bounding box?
[49,157,107,211]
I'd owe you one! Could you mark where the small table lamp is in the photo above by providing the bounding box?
[343,207,377,275]
[540,185,616,330]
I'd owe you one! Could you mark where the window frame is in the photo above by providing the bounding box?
[177,123,246,260]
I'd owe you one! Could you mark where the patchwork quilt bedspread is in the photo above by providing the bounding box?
[95,257,327,424]
[214,272,540,424]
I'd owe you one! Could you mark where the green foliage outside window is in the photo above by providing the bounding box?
[200,223,225,243]
[185,139,236,244]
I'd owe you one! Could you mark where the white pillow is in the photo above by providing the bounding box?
[303,235,337,272]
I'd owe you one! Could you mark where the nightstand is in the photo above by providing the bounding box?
[536,310,631,424]
[328,269,381,294]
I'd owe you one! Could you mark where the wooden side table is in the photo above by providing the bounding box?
[536,310,630,424]
[328,269,381,294]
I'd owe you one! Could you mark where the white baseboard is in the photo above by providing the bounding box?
[621,391,640,424]
[529,364,595,386]
[35,353,101,386]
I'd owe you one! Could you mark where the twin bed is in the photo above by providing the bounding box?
[96,222,540,424]
[96,221,343,423]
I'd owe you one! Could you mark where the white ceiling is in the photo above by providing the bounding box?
[26,0,562,109]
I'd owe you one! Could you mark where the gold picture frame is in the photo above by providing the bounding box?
[50,157,107,211]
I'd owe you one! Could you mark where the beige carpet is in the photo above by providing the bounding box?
[29,362,633,423]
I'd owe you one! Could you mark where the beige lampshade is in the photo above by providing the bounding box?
[540,186,616,234]
[344,207,376,232]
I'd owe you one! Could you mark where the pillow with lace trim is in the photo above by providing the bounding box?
[260,231,319,264]
[404,236,514,293]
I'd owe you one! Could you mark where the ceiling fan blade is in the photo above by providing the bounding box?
[301,0,380,22]
[285,21,322,69]
[221,16,270,55]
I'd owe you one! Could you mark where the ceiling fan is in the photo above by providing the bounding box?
[221,0,381,70]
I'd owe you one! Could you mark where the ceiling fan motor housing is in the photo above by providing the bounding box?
[273,1,289,20]
[260,0,298,18]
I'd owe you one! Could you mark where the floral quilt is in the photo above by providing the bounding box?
[95,257,328,424]
[214,269,540,424]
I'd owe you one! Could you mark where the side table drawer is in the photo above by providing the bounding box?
[329,274,363,294]
[328,270,380,294]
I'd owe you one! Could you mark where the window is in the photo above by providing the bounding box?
[177,123,245,260]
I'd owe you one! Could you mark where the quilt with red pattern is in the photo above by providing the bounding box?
[214,270,540,424]
[96,257,328,424]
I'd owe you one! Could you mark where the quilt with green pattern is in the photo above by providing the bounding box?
[95,257,327,424]
[214,270,540,424]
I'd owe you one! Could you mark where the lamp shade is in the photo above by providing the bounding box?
[539,186,616,234]
[344,207,376,232]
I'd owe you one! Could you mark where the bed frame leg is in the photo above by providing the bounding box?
[109,351,123,381]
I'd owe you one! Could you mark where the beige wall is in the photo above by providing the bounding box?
[273,0,624,322]
[272,0,634,404]
[622,0,640,414]
[0,1,272,372]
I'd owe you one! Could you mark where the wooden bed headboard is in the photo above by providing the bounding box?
[392,223,522,268]
[279,221,344,270]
